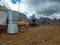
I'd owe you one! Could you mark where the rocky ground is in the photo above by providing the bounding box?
[0,25,60,45]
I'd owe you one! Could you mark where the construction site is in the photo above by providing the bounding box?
[0,20,60,45]
[0,10,60,45]
[0,1,60,45]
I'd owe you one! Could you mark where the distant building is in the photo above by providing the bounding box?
[40,18,49,25]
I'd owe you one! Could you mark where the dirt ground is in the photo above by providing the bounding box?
[0,25,60,45]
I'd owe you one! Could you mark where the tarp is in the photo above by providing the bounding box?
[0,11,7,24]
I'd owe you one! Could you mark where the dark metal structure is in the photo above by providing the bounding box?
[29,14,38,27]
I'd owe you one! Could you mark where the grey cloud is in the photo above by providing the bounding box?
[50,0,60,3]
[25,0,47,7]
[36,5,60,16]
[22,0,60,18]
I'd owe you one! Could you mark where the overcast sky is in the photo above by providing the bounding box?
[0,0,60,19]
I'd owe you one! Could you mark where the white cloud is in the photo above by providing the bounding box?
[0,0,5,6]
[0,0,60,19]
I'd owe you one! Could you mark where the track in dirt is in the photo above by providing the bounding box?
[0,25,60,45]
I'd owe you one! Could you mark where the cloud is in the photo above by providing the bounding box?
[0,0,60,19]
[23,0,60,19]
[50,0,60,3]
[36,4,60,16]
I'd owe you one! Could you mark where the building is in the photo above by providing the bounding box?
[0,6,8,11]
[0,6,29,34]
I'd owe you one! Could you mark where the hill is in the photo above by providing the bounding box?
[51,19,60,26]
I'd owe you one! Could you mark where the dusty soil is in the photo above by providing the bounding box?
[0,25,60,45]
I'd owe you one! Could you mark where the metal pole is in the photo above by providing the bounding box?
[18,0,20,12]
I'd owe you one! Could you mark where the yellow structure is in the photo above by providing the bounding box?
[18,19,29,28]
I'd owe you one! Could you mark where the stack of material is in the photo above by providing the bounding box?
[0,6,8,33]
[41,18,49,25]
